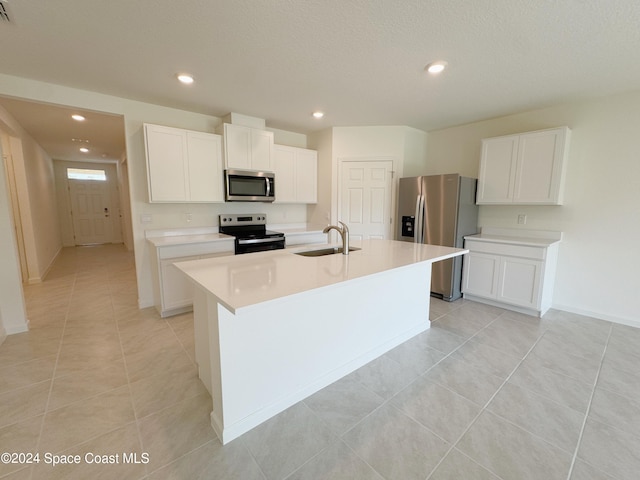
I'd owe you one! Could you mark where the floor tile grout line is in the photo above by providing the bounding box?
[31,257,78,473]
[564,322,614,480]
[111,275,152,479]
[302,309,510,480]
[425,320,550,480]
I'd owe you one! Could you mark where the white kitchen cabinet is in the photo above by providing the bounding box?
[462,228,561,317]
[219,123,274,171]
[274,145,318,204]
[144,124,224,203]
[477,126,570,205]
[149,238,234,317]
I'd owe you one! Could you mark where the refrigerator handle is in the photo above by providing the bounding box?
[414,196,421,243]
[422,193,430,244]
[416,195,426,244]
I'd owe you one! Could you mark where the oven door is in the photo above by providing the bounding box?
[235,236,285,254]
[225,169,275,202]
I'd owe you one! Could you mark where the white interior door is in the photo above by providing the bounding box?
[69,179,113,245]
[339,160,393,243]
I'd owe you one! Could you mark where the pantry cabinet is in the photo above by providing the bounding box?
[144,124,224,203]
[219,123,274,171]
[273,145,318,203]
[462,228,561,317]
[476,127,570,205]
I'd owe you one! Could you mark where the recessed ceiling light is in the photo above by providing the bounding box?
[312,111,324,119]
[177,73,195,85]
[71,114,86,121]
[425,61,448,75]
[79,147,89,153]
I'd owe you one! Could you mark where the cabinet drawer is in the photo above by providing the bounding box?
[465,240,546,260]
[158,240,234,259]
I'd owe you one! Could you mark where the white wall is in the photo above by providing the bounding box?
[0,103,61,284]
[0,140,28,335]
[425,91,640,326]
[307,125,429,238]
[330,126,428,221]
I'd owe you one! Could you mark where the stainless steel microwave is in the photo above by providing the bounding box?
[225,169,275,202]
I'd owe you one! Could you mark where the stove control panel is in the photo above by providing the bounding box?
[219,214,267,227]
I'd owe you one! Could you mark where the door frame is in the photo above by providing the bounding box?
[336,156,398,241]
[59,161,122,246]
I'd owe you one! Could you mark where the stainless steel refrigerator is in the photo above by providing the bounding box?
[396,174,479,301]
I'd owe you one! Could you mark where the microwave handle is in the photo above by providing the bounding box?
[266,177,271,197]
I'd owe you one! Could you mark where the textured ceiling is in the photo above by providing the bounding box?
[1,0,640,161]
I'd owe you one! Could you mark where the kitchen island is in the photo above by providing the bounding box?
[175,239,466,444]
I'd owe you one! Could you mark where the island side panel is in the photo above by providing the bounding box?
[214,262,432,444]
[192,287,211,393]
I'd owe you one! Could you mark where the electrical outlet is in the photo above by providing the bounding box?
[517,214,527,225]
[140,213,152,224]
[186,213,192,222]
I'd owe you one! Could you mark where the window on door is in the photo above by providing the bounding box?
[66,168,107,181]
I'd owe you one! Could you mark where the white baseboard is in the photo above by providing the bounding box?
[5,321,30,335]
[26,246,63,284]
[552,303,640,329]
[138,298,154,309]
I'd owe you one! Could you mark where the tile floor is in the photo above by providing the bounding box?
[1,244,639,479]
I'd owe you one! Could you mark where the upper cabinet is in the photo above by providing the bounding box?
[476,126,571,205]
[218,123,274,172]
[273,145,318,204]
[144,124,224,203]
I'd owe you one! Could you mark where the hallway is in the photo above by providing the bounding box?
[0,244,210,479]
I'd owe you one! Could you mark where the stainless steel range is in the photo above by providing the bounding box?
[219,214,285,254]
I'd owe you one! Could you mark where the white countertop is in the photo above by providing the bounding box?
[465,227,562,247]
[145,224,324,247]
[175,239,466,313]
[146,232,233,247]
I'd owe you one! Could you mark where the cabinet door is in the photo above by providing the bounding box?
[186,131,224,202]
[497,257,542,309]
[160,256,200,310]
[145,124,189,202]
[224,124,252,170]
[462,252,500,298]
[296,149,318,203]
[477,135,518,204]
[250,129,274,171]
[274,146,297,203]
[513,128,567,204]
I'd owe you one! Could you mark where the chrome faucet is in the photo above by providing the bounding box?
[323,221,350,255]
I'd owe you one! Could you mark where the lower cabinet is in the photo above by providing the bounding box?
[462,233,559,317]
[150,240,234,317]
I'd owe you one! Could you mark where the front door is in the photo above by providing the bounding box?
[339,160,393,242]
[69,179,113,245]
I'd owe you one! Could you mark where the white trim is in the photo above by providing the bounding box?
[552,303,640,329]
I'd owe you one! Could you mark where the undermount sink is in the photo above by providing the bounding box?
[295,246,361,257]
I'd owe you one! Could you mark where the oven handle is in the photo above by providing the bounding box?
[237,237,283,245]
